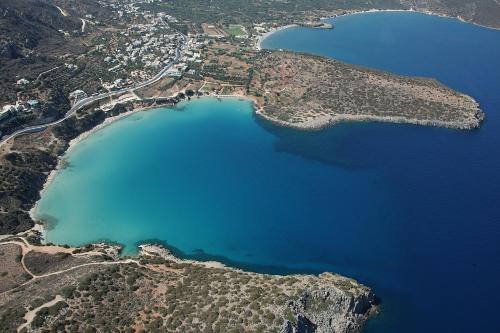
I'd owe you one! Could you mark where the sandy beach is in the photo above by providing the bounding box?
[254,10,421,51]
[255,24,297,50]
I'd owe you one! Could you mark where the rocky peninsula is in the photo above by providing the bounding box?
[251,51,483,130]
[167,40,483,131]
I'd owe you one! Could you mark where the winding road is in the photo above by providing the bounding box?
[81,18,87,33]
[0,35,186,148]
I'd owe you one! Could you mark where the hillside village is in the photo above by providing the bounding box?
[0,0,210,138]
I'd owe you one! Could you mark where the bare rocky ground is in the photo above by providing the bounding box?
[0,238,378,333]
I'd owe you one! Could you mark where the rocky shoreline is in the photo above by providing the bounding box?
[0,91,382,331]
[297,22,334,29]
[257,106,484,131]
[0,16,485,329]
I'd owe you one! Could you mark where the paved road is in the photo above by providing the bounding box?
[0,35,186,147]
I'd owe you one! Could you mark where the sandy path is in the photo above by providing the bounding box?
[35,259,138,279]
[0,238,139,296]
[17,295,64,332]
[81,18,86,33]
[0,254,138,297]
[1,239,74,255]
[55,6,69,17]
[36,66,62,81]
[1,240,36,277]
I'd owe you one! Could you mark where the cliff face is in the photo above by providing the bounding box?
[143,245,378,333]
[280,273,377,333]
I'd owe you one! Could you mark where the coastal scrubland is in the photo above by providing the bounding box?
[0,243,32,293]
[0,240,377,333]
[0,102,131,234]
[251,51,484,129]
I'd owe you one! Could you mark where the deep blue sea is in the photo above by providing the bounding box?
[36,12,500,333]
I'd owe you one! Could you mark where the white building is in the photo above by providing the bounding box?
[16,78,29,85]
[69,90,88,101]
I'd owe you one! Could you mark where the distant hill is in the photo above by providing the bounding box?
[400,0,500,28]
[139,0,500,29]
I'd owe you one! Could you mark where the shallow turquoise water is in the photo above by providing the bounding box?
[37,11,500,333]
[39,97,389,264]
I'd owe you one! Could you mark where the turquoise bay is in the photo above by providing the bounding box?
[38,97,389,264]
[37,11,500,333]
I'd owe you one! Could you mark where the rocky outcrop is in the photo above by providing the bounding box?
[280,279,377,333]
